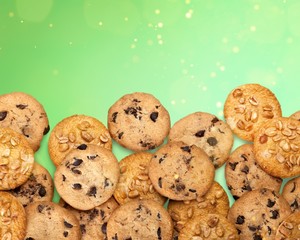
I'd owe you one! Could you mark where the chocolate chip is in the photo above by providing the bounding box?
[64,220,73,228]
[62,174,66,181]
[150,112,159,122]
[291,199,299,209]
[241,154,248,161]
[100,209,105,220]
[229,162,238,170]
[16,104,28,109]
[104,178,110,188]
[133,98,141,103]
[101,222,107,234]
[38,186,46,197]
[241,165,249,174]
[26,238,35,240]
[236,215,245,224]
[176,183,186,192]
[248,225,258,231]
[87,155,98,160]
[270,210,279,219]
[211,117,219,123]
[195,130,205,137]
[181,146,191,153]
[71,168,82,174]
[37,204,45,213]
[158,177,162,188]
[87,186,97,197]
[189,189,196,193]
[72,183,82,190]
[43,125,50,135]
[242,184,252,191]
[207,137,218,146]
[80,224,86,234]
[77,144,87,150]
[73,158,83,166]
[157,227,162,240]
[267,199,276,208]
[0,111,7,121]
[63,231,68,237]
[233,195,239,200]
[118,132,124,139]
[253,234,262,240]
[124,106,142,119]
[112,233,118,240]
[89,208,99,220]
[112,112,118,123]
[267,226,272,235]
[125,238,132,240]
[21,127,30,138]
[227,185,233,190]
[157,212,161,220]
[291,182,296,193]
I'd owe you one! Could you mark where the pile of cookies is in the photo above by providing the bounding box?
[0,84,300,240]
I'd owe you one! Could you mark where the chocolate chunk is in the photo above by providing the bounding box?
[124,106,142,119]
[157,227,162,240]
[207,137,218,146]
[112,112,118,123]
[242,184,252,191]
[80,224,86,235]
[291,199,299,209]
[267,199,276,208]
[157,212,161,220]
[21,126,30,138]
[101,222,107,234]
[181,146,191,153]
[64,220,73,228]
[132,98,141,103]
[211,117,219,123]
[89,208,99,220]
[236,215,245,224]
[233,195,240,200]
[113,233,118,240]
[158,177,162,188]
[267,226,272,235]
[72,183,82,190]
[73,158,83,166]
[26,238,35,240]
[87,186,97,197]
[77,144,87,150]
[104,178,110,188]
[100,209,105,220]
[248,225,258,231]
[227,185,233,190]
[150,112,159,122]
[118,132,124,139]
[37,204,45,213]
[270,210,279,219]
[43,125,50,135]
[229,162,238,170]
[16,104,28,109]
[253,234,262,240]
[195,130,205,137]
[0,111,7,121]
[176,183,186,192]
[63,231,68,237]
[87,154,98,160]
[189,189,196,193]
[241,165,249,174]
[38,185,46,197]
[62,174,66,181]
[125,238,132,240]
[291,182,296,193]
[241,154,248,161]
[71,168,82,174]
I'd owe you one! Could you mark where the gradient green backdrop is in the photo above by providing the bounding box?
[1,0,300,204]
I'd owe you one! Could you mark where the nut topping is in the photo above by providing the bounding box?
[249,96,258,106]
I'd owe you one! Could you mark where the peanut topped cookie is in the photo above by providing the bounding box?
[224,83,282,141]
[108,92,171,151]
[169,112,233,168]
[282,176,300,212]
[275,211,300,240]
[0,92,49,152]
[290,110,300,121]
[48,114,112,166]
[253,117,300,178]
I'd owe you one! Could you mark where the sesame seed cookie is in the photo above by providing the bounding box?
[225,144,282,200]
[54,144,119,210]
[275,211,300,240]
[282,176,300,212]
[107,199,173,240]
[168,181,229,232]
[148,141,215,201]
[10,162,54,207]
[290,110,300,121]
[253,117,300,178]
[114,152,166,205]
[224,83,282,141]
[0,127,34,190]
[25,201,81,239]
[179,213,239,240]
[108,92,171,151]
[0,192,26,240]
[0,92,49,152]
[48,114,112,166]
[169,112,234,168]
[227,188,292,240]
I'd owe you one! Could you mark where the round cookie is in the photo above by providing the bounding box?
[224,83,282,141]
[59,197,119,240]
[282,176,300,212]
[0,192,26,240]
[48,114,112,166]
[290,110,300,121]
[148,141,215,201]
[179,213,239,240]
[0,92,49,152]
[10,162,54,207]
[107,199,173,240]
[227,188,292,240]
[25,201,81,239]
[253,117,300,178]
[275,211,300,240]
[114,152,166,205]
[108,92,171,152]
[0,127,34,190]
[225,144,282,200]
[168,181,229,232]
[54,144,119,210]
[169,112,234,168]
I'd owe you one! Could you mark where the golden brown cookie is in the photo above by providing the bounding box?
[282,176,300,212]
[0,127,34,190]
[179,214,239,240]
[224,83,282,141]
[48,114,112,166]
[148,141,215,201]
[0,191,26,240]
[290,111,300,121]
[167,181,229,232]
[253,117,300,178]
[275,211,300,240]
[225,144,282,200]
[169,112,234,168]
[0,92,50,152]
[114,152,166,205]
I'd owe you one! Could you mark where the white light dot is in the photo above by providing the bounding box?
[8,12,14,17]
[69,41,73,45]
[202,86,207,91]
[216,62,221,67]
[134,38,138,42]
[216,101,222,108]
[250,25,256,32]
[185,0,191,4]
[158,39,163,45]
[286,37,293,44]
[210,72,217,78]
[182,69,188,75]
[130,44,136,49]
[155,9,160,15]
[185,9,193,19]
[20,20,24,23]
[49,23,53,28]
[53,69,59,75]
[253,4,260,10]
[171,100,176,105]
[124,17,129,21]
[277,67,283,74]
[232,46,240,53]
[218,110,224,117]
[34,45,37,49]
[98,21,103,26]
[157,34,162,39]
[181,99,186,104]
[220,66,225,71]
[190,64,194,68]
[222,37,229,44]
[157,22,163,28]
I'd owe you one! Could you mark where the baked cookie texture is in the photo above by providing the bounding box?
[282,176,300,212]
[169,112,233,168]
[253,117,300,178]
[224,83,282,141]
[108,92,171,152]
[275,211,300,240]
[290,110,300,121]
[48,114,112,166]
[0,92,49,152]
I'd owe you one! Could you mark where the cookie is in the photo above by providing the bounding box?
[25,201,81,239]
[275,211,300,240]
[114,152,166,205]
[282,176,300,212]
[0,191,26,240]
[179,213,239,240]
[48,114,112,166]
[108,92,171,151]
[253,117,300,178]
[169,112,233,168]
[0,92,49,151]
[10,162,54,207]
[148,141,215,201]
[106,199,173,240]
[225,144,282,200]
[290,110,300,121]
[0,127,34,190]
[168,181,229,232]
[224,83,282,141]
[227,188,292,240]
[54,144,119,210]
[59,197,119,240]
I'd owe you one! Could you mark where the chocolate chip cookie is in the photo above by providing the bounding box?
[48,114,112,166]
[54,144,119,210]
[225,144,282,200]
[0,92,49,151]
[169,112,234,168]
[107,199,173,240]
[108,92,171,151]
[224,83,282,141]
[282,176,300,212]
[148,141,215,201]
[275,211,300,240]
[227,188,292,240]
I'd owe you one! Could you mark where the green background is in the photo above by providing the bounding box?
[1,0,300,205]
